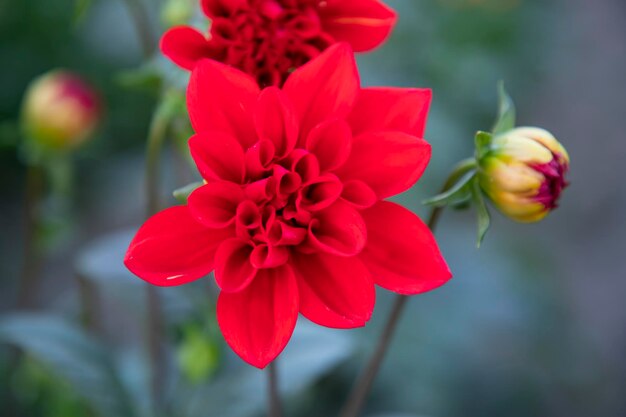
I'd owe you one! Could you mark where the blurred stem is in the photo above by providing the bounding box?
[17,164,44,309]
[144,98,173,415]
[339,160,476,417]
[122,0,156,58]
[268,361,283,417]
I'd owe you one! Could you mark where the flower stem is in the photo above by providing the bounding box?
[17,164,44,309]
[268,361,283,417]
[144,100,172,415]
[338,206,443,417]
[338,160,476,417]
[122,0,156,58]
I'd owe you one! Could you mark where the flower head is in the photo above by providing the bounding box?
[478,127,570,223]
[21,70,101,151]
[161,0,396,86]
[125,44,451,368]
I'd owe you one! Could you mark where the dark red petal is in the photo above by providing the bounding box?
[360,201,452,295]
[336,131,431,199]
[292,252,374,329]
[217,265,299,368]
[188,182,244,228]
[307,201,367,256]
[214,238,257,293]
[201,0,245,17]
[254,87,299,158]
[341,180,377,209]
[125,206,231,286]
[319,0,397,52]
[189,132,245,182]
[160,27,216,71]
[305,119,352,172]
[297,174,343,212]
[283,43,360,140]
[348,88,432,137]
[250,244,290,269]
[187,59,260,148]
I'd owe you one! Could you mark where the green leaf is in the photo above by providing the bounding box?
[492,81,516,135]
[423,170,476,208]
[173,181,203,204]
[74,0,92,24]
[474,131,493,160]
[0,314,137,417]
[472,181,491,247]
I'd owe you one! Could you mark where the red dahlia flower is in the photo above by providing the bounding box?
[161,0,396,86]
[125,44,451,368]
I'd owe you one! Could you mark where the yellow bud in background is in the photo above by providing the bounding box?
[161,0,196,27]
[21,70,101,152]
[479,127,570,223]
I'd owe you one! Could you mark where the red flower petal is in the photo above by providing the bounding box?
[214,238,257,293]
[283,43,360,140]
[348,88,432,137]
[201,0,245,17]
[125,206,231,286]
[189,131,245,182]
[217,265,299,368]
[307,201,367,256]
[360,201,452,295]
[341,180,377,209]
[336,131,431,199]
[254,87,299,158]
[160,27,216,71]
[188,181,245,228]
[319,0,397,52]
[292,252,374,329]
[305,119,352,172]
[187,59,260,148]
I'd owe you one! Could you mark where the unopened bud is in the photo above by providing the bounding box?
[21,70,101,151]
[479,127,569,223]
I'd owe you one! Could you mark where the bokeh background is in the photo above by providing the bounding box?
[1,0,625,416]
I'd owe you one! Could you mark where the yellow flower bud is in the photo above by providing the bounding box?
[21,70,101,151]
[479,127,569,223]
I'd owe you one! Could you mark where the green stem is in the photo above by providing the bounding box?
[17,165,44,309]
[338,160,475,417]
[122,0,156,58]
[144,101,172,415]
[268,361,283,417]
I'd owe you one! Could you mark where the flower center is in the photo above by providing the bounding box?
[235,145,343,256]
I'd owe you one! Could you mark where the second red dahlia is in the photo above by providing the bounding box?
[161,0,397,86]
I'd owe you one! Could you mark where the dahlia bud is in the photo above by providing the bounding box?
[161,0,195,27]
[478,127,569,223]
[21,70,101,151]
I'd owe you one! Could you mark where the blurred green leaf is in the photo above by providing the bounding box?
[0,314,137,417]
[177,324,221,384]
[74,0,92,24]
[472,180,491,247]
[174,181,203,204]
[423,170,476,208]
[492,81,516,136]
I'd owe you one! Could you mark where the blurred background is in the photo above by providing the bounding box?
[1,0,625,416]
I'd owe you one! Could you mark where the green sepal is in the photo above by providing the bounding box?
[474,131,493,160]
[174,181,204,203]
[492,81,516,136]
[472,180,491,247]
[423,170,476,208]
